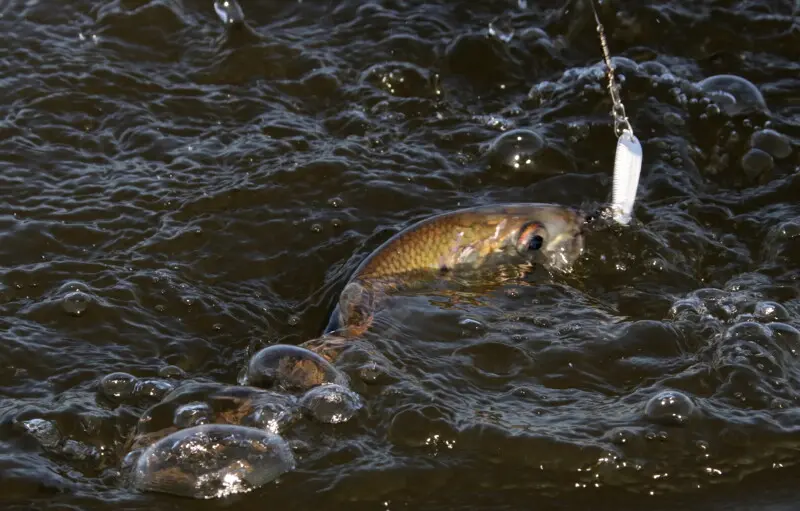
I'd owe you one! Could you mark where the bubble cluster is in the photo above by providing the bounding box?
[132,383,301,446]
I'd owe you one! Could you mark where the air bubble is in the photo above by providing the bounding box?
[644,390,695,426]
[62,290,91,316]
[459,317,487,333]
[487,129,544,172]
[750,129,792,159]
[174,403,213,429]
[158,365,186,379]
[696,74,768,115]
[134,379,176,401]
[243,344,348,392]
[299,384,363,424]
[131,424,295,499]
[753,301,789,323]
[100,372,138,401]
[604,427,637,446]
[640,61,668,76]
[740,148,774,179]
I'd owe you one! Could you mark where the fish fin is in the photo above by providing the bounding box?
[339,281,379,334]
[323,304,341,335]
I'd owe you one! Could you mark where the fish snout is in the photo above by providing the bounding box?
[543,226,585,272]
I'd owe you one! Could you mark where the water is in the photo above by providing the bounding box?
[1,0,799,509]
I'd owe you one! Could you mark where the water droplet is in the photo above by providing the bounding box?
[644,390,695,426]
[213,0,244,26]
[299,384,363,424]
[696,74,768,115]
[244,344,348,392]
[750,129,792,159]
[62,290,91,316]
[131,424,295,499]
[740,148,774,179]
[100,372,138,401]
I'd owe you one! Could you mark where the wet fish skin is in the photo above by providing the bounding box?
[324,203,586,336]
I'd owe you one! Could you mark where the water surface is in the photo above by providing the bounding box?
[1,0,799,509]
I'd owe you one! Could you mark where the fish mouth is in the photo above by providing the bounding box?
[543,230,585,273]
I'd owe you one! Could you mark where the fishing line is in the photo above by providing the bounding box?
[586,0,643,227]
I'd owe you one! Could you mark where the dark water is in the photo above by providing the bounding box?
[2,0,799,509]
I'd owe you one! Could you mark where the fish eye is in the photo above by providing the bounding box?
[517,222,548,253]
[528,235,544,251]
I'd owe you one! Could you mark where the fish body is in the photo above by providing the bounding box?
[323,203,585,336]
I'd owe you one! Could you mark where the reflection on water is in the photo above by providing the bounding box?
[1,0,798,509]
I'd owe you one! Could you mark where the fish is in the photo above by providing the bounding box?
[319,203,586,340]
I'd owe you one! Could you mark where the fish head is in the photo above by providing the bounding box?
[511,207,585,272]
